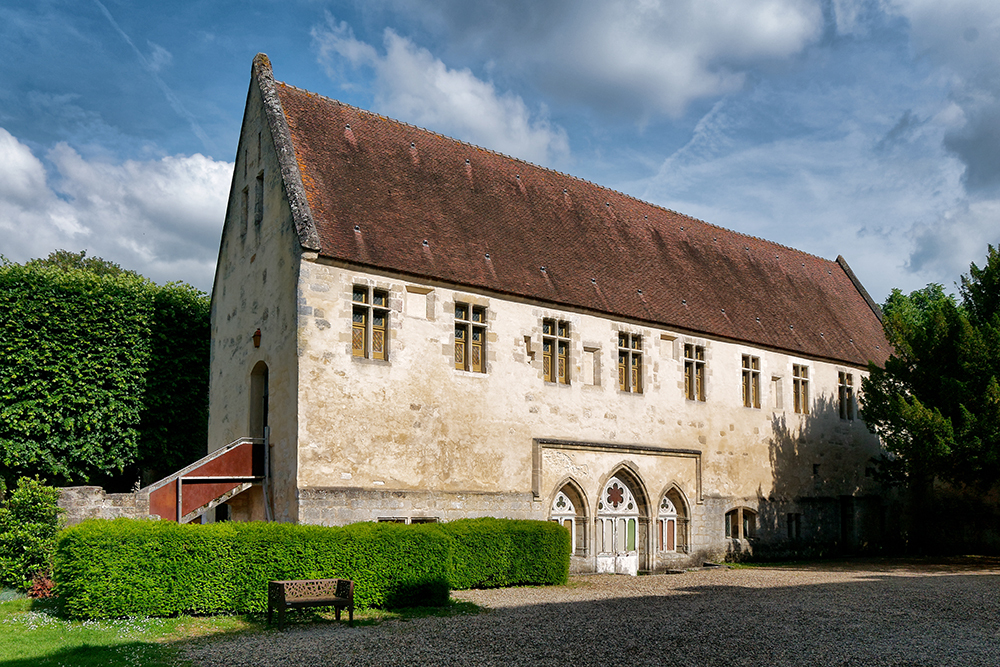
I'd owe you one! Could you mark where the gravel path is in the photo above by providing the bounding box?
[182,560,1000,666]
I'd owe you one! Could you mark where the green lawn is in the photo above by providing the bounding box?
[0,592,254,667]
[0,589,480,667]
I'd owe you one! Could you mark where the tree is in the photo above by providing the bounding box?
[25,249,138,279]
[862,246,1000,491]
[0,251,210,489]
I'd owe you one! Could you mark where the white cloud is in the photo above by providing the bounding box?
[383,0,824,118]
[907,199,1000,281]
[630,92,981,301]
[887,0,1000,191]
[313,18,569,165]
[0,127,231,290]
[146,41,173,73]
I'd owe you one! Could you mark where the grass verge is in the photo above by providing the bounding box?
[0,590,482,666]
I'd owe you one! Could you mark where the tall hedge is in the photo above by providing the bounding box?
[0,257,209,487]
[53,518,571,619]
[54,519,452,619]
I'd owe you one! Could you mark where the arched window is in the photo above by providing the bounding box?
[665,487,690,553]
[551,491,576,547]
[657,495,677,552]
[725,507,757,540]
[550,482,587,555]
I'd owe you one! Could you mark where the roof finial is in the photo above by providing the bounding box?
[253,53,272,77]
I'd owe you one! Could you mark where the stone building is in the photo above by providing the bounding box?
[203,54,891,572]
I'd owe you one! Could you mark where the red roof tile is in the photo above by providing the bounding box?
[259,57,888,367]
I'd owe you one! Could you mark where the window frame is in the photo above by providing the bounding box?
[792,364,809,414]
[742,354,761,409]
[787,512,802,540]
[684,343,706,401]
[838,371,854,420]
[455,302,487,373]
[725,507,757,540]
[657,496,678,553]
[352,285,390,361]
[617,332,643,393]
[542,318,571,384]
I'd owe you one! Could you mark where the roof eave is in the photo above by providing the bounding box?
[836,255,884,323]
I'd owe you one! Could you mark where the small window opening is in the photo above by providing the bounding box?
[839,371,854,420]
[617,333,643,393]
[455,303,487,373]
[725,508,756,540]
[787,513,802,540]
[542,319,571,384]
[793,364,809,414]
[742,355,760,408]
[352,286,389,360]
[684,344,706,401]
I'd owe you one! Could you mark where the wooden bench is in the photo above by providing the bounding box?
[267,578,354,629]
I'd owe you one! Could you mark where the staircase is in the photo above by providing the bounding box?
[141,436,268,523]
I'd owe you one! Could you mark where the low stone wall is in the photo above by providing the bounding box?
[58,486,151,525]
[297,487,543,526]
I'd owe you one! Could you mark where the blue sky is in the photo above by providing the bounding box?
[2,0,998,302]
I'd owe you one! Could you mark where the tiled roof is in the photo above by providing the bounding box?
[259,57,888,367]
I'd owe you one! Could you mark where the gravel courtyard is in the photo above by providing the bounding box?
[183,560,1000,666]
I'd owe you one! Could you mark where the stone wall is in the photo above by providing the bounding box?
[58,486,151,525]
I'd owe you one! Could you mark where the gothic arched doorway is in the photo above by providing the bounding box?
[595,470,648,575]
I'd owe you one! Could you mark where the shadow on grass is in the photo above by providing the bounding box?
[0,642,183,667]
[261,599,483,630]
[0,595,485,667]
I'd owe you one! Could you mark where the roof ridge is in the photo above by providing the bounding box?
[275,80,833,266]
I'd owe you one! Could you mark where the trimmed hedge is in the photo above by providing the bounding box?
[54,519,450,619]
[54,517,570,619]
[438,518,570,589]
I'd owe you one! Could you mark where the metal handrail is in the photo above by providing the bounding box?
[141,437,265,495]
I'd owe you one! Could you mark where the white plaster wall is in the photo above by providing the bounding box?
[294,262,884,557]
[207,76,301,522]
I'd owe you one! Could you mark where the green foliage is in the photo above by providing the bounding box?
[438,518,570,589]
[53,518,570,619]
[54,519,452,619]
[862,246,1000,488]
[25,250,138,279]
[0,263,151,483]
[0,253,210,487]
[0,478,63,590]
[137,282,211,478]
